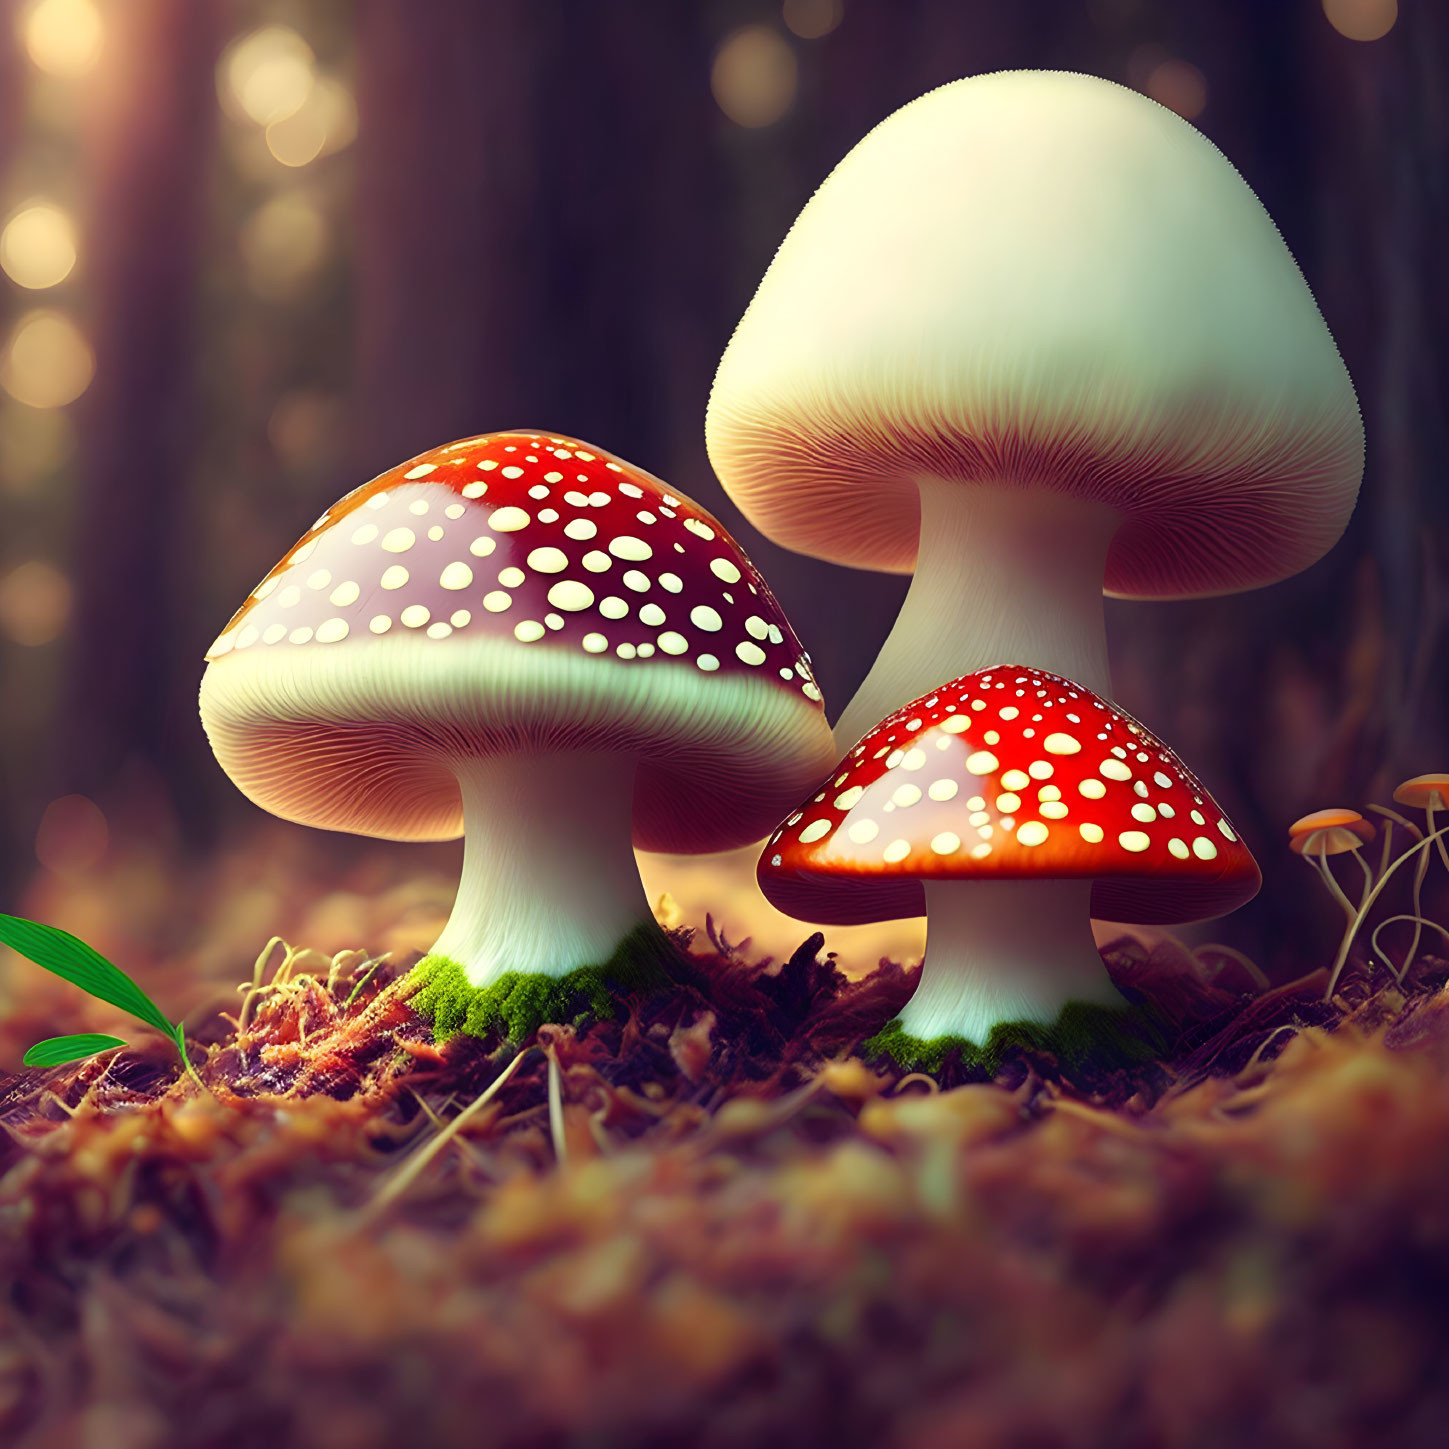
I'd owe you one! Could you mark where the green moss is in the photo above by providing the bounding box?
[864,998,1167,1077]
[402,921,677,1045]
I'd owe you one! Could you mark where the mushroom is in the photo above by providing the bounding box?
[758,665,1259,1066]
[1393,775,1449,873]
[1287,808,1376,918]
[200,430,834,1037]
[706,70,1364,745]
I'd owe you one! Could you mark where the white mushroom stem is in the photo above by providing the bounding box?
[831,479,1119,748]
[428,751,653,984]
[897,879,1126,1043]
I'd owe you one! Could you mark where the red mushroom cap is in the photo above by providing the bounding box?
[200,430,831,850]
[759,665,1260,926]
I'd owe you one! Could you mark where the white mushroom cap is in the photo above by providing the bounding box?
[707,70,1364,599]
[199,431,834,851]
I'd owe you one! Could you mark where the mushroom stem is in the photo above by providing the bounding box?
[898,878,1126,1044]
[428,752,652,985]
[832,480,1118,747]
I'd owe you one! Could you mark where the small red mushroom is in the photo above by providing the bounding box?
[759,665,1259,1052]
[200,431,834,1028]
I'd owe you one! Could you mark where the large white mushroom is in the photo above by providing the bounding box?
[200,430,834,1038]
[707,70,1364,746]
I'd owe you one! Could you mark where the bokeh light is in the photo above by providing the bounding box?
[20,0,103,79]
[782,0,843,40]
[219,26,316,127]
[0,201,78,289]
[0,310,94,409]
[0,558,72,646]
[239,192,330,299]
[1322,0,1397,42]
[0,401,75,493]
[264,75,357,167]
[35,794,109,876]
[1145,57,1208,119]
[712,26,799,129]
[268,389,344,470]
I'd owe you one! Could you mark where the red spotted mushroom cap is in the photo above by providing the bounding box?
[759,665,1260,926]
[199,430,833,849]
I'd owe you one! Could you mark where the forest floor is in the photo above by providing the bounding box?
[2,915,1448,1449]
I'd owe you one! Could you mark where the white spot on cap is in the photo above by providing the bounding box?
[382,528,415,553]
[307,569,332,591]
[1080,823,1104,843]
[710,558,742,584]
[349,525,377,548]
[426,622,452,639]
[1131,803,1157,823]
[315,618,349,644]
[610,536,652,561]
[799,819,831,844]
[1193,837,1219,860]
[409,500,431,516]
[803,683,821,701]
[599,596,628,620]
[254,577,279,600]
[658,573,682,593]
[684,519,715,540]
[736,641,766,665]
[582,550,611,572]
[489,507,530,532]
[1154,771,1174,789]
[401,605,430,628]
[381,565,409,590]
[482,591,511,612]
[446,504,466,520]
[639,602,666,626]
[1217,819,1237,842]
[657,631,689,655]
[965,750,999,775]
[440,562,473,590]
[548,580,594,612]
[450,609,471,627]
[501,465,524,478]
[404,463,436,479]
[1079,779,1106,799]
[616,642,637,659]
[499,567,525,587]
[1100,759,1133,782]
[1040,802,1069,820]
[288,626,313,644]
[883,839,911,864]
[1119,831,1151,853]
[329,581,360,607]
[622,570,650,592]
[514,619,545,642]
[1000,769,1030,791]
[999,706,1020,720]
[369,615,392,634]
[365,494,390,510]
[691,605,722,632]
[847,819,879,844]
[1168,838,1190,860]
[582,633,608,653]
[697,654,719,671]
[278,586,302,608]
[527,547,568,573]
[927,779,958,802]
[564,518,597,542]
[1017,821,1049,847]
[1043,733,1081,755]
[469,536,496,558]
[744,615,768,640]
[462,482,487,499]
[931,831,961,855]
[940,716,970,735]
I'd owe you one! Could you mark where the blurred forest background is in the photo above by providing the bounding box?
[0,0,1443,1003]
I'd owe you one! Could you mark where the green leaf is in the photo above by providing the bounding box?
[23,1034,129,1067]
[0,913,174,1035]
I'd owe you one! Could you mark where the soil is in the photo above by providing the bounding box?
[2,928,1448,1449]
